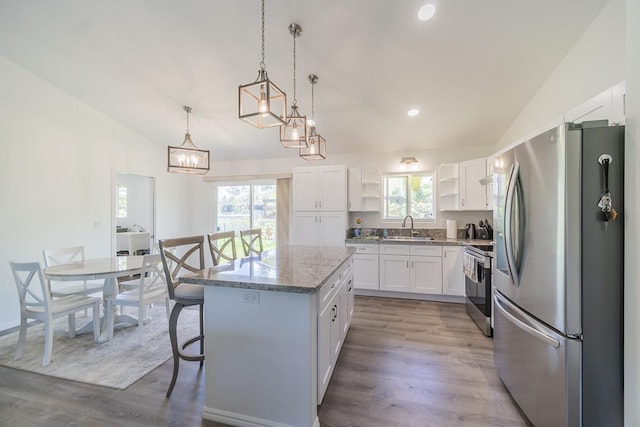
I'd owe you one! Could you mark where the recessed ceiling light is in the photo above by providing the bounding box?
[418,4,436,21]
[407,108,420,117]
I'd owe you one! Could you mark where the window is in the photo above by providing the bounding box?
[215,183,276,250]
[116,185,128,219]
[383,173,434,220]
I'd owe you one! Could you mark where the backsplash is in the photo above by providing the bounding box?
[346,227,466,240]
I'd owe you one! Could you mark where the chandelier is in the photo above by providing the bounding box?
[279,23,308,149]
[167,106,210,175]
[300,74,326,160]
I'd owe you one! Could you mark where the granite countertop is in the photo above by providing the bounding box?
[345,237,494,247]
[180,245,356,294]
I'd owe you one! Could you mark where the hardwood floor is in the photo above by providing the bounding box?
[0,296,529,427]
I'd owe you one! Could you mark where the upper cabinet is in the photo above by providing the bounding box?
[293,165,347,212]
[348,167,380,212]
[438,159,491,211]
[565,81,625,125]
[459,158,488,211]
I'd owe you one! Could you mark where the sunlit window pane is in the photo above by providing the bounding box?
[383,173,434,221]
[117,185,127,219]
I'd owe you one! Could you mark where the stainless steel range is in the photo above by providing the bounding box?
[463,243,493,336]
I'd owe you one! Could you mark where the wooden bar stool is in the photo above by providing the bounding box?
[207,231,237,266]
[240,229,264,256]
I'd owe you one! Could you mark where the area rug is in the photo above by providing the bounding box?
[0,304,199,390]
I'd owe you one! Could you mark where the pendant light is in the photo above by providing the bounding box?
[279,23,308,148]
[300,74,326,160]
[238,0,287,128]
[168,106,210,175]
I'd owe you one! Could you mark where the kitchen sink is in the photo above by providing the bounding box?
[382,236,433,241]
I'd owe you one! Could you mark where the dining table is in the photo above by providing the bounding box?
[43,255,146,343]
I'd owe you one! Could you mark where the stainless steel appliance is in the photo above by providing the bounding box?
[493,122,624,427]
[463,243,492,336]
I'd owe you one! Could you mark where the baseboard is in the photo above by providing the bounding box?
[0,319,39,337]
[354,289,464,304]
[202,406,319,427]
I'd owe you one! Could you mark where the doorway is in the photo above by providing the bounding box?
[112,173,155,256]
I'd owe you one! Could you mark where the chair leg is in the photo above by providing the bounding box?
[67,313,76,338]
[164,297,171,320]
[106,301,115,342]
[43,316,54,366]
[92,301,100,343]
[138,303,144,346]
[166,302,184,398]
[199,303,204,368]
[14,315,27,360]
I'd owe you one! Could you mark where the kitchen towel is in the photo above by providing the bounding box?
[446,220,458,239]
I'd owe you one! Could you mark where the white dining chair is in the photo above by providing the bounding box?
[104,254,171,345]
[43,246,104,298]
[10,261,101,366]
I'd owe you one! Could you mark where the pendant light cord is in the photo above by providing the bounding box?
[292,29,297,106]
[260,0,266,70]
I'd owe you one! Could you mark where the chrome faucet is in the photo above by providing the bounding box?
[401,215,415,236]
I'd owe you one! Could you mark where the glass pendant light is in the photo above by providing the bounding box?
[300,74,326,160]
[168,106,210,175]
[279,23,308,149]
[238,0,287,128]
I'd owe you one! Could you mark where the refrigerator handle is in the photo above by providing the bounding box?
[504,162,521,285]
[494,292,560,348]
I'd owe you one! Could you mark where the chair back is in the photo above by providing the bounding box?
[42,246,85,267]
[207,231,237,266]
[10,261,50,313]
[240,229,264,256]
[158,236,205,300]
[137,253,167,296]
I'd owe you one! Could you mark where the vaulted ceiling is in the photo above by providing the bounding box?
[0,0,609,161]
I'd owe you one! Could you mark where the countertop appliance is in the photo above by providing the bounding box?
[493,122,624,426]
[464,223,476,239]
[463,243,492,336]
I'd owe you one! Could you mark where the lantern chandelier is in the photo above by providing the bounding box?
[300,74,327,160]
[279,23,308,149]
[167,106,210,175]
[238,0,287,128]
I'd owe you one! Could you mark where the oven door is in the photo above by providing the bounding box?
[464,250,490,317]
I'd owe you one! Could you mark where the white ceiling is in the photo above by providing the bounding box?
[0,0,609,161]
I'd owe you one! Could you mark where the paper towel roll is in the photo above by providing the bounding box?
[446,220,458,239]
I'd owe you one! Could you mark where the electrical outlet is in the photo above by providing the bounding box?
[242,291,260,304]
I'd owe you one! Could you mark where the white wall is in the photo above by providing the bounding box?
[624,0,639,424]
[0,56,192,331]
[497,0,625,149]
[116,173,153,232]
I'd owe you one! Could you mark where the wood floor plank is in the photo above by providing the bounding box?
[0,296,529,426]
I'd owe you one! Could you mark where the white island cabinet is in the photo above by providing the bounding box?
[181,245,355,427]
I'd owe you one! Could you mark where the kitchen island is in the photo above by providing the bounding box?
[181,245,355,427]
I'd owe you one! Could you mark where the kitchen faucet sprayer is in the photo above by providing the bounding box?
[402,215,416,236]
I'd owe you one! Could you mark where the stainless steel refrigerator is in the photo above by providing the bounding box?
[493,122,624,427]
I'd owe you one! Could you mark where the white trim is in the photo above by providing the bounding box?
[203,173,292,183]
[355,289,464,304]
[202,406,316,427]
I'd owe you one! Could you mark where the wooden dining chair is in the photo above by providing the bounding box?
[207,231,237,266]
[240,229,264,256]
[158,235,205,398]
[10,261,101,366]
[104,254,170,345]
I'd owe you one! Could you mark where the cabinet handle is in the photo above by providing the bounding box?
[319,201,322,208]
[406,261,409,268]
[315,216,318,223]
[412,261,414,268]
[461,198,465,207]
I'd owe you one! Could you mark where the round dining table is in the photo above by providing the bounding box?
[43,256,146,342]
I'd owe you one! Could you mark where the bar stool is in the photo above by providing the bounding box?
[158,235,205,398]
[207,231,237,266]
[240,229,264,256]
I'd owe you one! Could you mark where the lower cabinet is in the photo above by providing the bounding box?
[443,246,464,296]
[346,243,379,290]
[379,245,443,294]
[317,257,353,404]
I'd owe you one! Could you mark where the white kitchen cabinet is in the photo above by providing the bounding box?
[459,158,487,211]
[346,243,379,290]
[348,167,381,212]
[442,246,464,296]
[438,163,459,211]
[484,157,495,211]
[293,211,347,246]
[379,244,443,294]
[564,81,626,125]
[317,258,352,403]
[293,165,347,212]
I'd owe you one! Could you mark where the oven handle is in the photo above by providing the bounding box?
[494,292,560,348]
